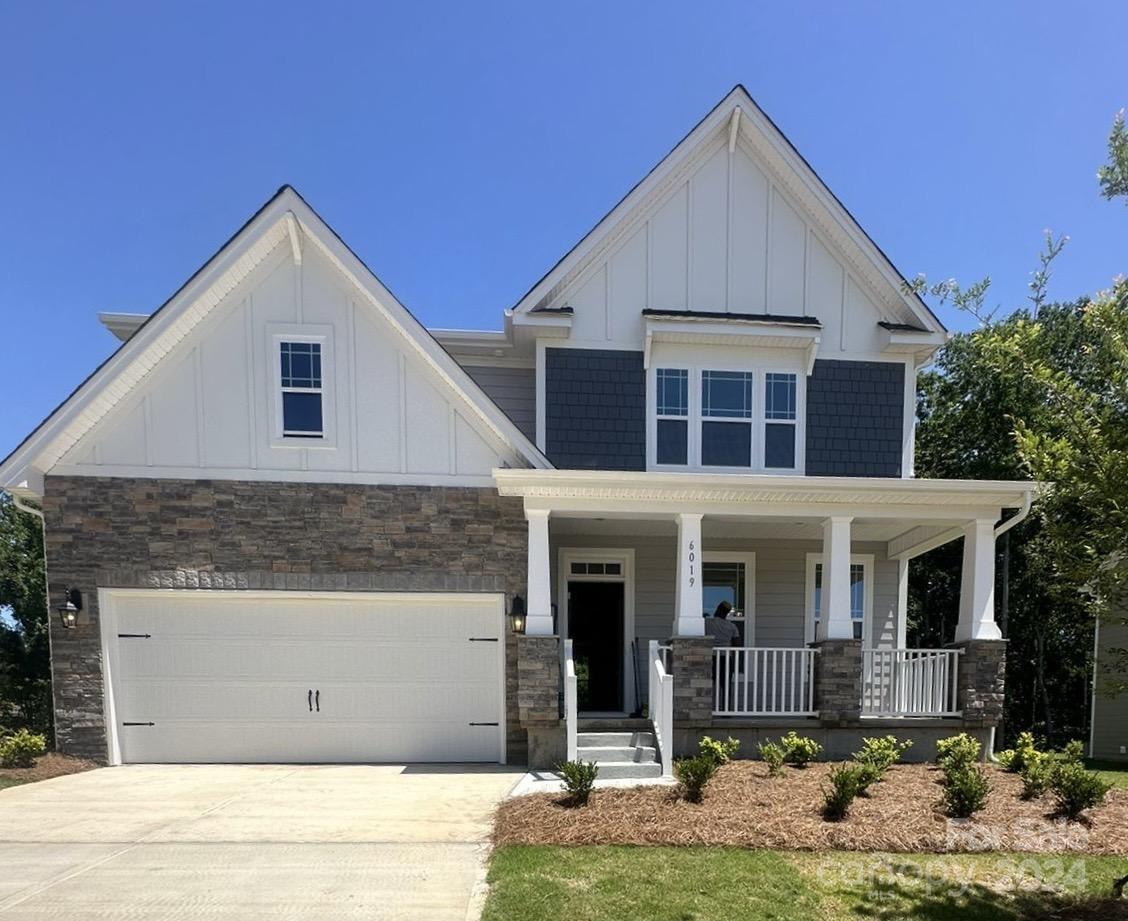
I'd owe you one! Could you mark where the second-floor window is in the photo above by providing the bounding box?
[652,366,802,472]
[279,340,324,438]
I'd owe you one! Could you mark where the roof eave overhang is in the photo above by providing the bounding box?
[492,468,1037,519]
[643,315,821,371]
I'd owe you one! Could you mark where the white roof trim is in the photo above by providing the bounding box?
[511,85,944,336]
[1,187,549,495]
[493,468,1035,516]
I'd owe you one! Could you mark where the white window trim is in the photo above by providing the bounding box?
[647,362,806,474]
[804,552,874,644]
[703,551,756,645]
[557,547,637,716]
[269,325,337,449]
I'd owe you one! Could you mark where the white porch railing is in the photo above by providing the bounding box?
[648,640,673,777]
[862,648,961,717]
[564,639,577,762]
[713,647,818,717]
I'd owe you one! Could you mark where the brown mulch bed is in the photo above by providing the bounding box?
[495,762,1128,855]
[0,752,99,787]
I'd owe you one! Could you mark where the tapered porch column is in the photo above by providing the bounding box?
[955,518,1001,642]
[674,513,704,636]
[525,508,554,636]
[816,515,854,640]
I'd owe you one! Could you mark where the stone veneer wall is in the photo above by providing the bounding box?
[956,640,1006,728]
[41,476,529,763]
[811,639,864,725]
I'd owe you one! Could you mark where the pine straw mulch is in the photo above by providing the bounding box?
[0,752,99,787]
[495,762,1128,855]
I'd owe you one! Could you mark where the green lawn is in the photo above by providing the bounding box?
[1087,759,1128,790]
[482,846,1128,921]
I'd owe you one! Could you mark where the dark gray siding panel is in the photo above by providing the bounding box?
[806,359,904,477]
[463,365,536,442]
[545,348,646,470]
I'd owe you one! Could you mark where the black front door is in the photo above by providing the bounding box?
[567,581,625,712]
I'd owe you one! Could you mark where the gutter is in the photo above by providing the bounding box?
[10,491,44,521]
[994,488,1032,538]
[1089,617,1100,758]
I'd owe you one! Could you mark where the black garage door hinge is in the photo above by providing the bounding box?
[117,633,152,639]
[122,721,155,727]
[468,722,499,727]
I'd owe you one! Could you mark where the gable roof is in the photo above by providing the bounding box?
[510,85,945,336]
[0,186,550,496]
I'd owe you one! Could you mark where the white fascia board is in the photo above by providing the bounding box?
[492,468,1037,516]
[645,317,822,353]
[98,312,151,342]
[879,326,949,356]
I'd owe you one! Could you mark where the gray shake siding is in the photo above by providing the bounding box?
[462,365,536,442]
[806,359,905,477]
[550,531,899,708]
[41,476,529,763]
[1092,617,1128,761]
[544,348,646,470]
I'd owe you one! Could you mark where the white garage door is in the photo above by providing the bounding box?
[100,590,505,764]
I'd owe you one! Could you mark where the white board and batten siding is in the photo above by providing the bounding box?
[540,137,897,359]
[100,590,506,764]
[56,239,521,486]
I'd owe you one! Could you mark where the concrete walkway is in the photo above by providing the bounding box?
[0,763,522,920]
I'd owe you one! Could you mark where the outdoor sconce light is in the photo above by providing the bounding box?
[57,588,83,629]
[508,595,526,634]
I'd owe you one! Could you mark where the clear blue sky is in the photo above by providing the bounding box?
[1,1,1124,458]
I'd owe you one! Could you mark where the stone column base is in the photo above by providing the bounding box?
[516,634,561,727]
[955,639,1006,727]
[811,639,863,725]
[669,635,715,724]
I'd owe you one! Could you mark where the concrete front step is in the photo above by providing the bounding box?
[577,717,652,732]
[577,745,657,764]
[589,760,664,780]
[576,731,655,748]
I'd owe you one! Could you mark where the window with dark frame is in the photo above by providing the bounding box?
[280,341,324,437]
[655,368,689,465]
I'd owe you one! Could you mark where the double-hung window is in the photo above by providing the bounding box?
[655,368,689,465]
[279,340,324,438]
[701,370,754,467]
[763,372,798,468]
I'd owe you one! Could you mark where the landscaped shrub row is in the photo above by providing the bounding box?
[0,729,47,768]
[1000,732,1111,819]
[821,735,913,821]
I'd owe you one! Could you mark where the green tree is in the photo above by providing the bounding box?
[1098,109,1128,203]
[0,495,52,737]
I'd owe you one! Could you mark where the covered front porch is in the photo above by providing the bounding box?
[496,470,1034,769]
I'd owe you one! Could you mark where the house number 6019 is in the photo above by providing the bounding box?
[687,539,695,586]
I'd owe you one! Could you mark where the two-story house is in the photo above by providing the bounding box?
[0,87,1032,775]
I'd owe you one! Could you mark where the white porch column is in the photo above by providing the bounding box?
[956,518,1001,642]
[674,513,704,637]
[817,515,854,641]
[525,508,554,636]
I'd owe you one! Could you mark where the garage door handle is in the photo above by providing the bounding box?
[308,689,313,712]
[315,689,320,712]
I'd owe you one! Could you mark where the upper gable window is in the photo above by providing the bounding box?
[649,364,804,473]
[278,340,324,438]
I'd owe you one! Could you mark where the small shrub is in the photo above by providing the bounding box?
[781,731,822,768]
[854,760,884,796]
[0,730,47,769]
[822,763,863,821]
[1019,754,1054,800]
[1060,739,1085,764]
[758,740,786,776]
[936,733,981,771]
[675,754,717,803]
[556,760,598,806]
[1051,762,1112,820]
[1002,731,1041,774]
[698,735,740,767]
[853,735,913,781]
[942,763,990,818]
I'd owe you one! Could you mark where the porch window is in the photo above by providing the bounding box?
[701,370,753,467]
[763,373,797,469]
[279,341,324,438]
[655,368,689,464]
[807,556,871,642]
[702,553,755,645]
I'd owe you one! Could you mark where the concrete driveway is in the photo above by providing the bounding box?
[0,763,522,920]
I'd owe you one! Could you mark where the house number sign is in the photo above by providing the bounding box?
[686,539,695,586]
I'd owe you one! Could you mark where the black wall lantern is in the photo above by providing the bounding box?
[508,595,526,635]
[57,588,83,629]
